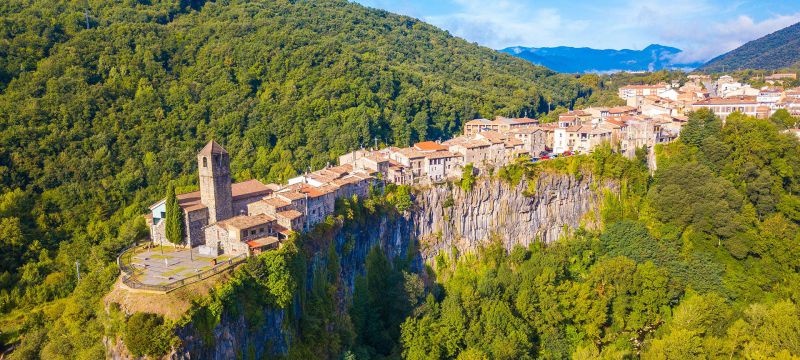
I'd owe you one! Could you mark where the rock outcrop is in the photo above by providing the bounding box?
[108,172,614,359]
[413,173,611,260]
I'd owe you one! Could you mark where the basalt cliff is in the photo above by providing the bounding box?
[108,172,615,359]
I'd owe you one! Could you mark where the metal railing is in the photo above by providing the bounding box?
[117,243,247,293]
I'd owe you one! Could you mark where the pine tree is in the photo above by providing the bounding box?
[165,183,184,245]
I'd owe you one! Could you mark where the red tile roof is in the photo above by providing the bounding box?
[172,179,274,212]
[247,236,280,249]
[414,141,448,152]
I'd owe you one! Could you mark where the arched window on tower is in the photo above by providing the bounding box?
[203,157,208,167]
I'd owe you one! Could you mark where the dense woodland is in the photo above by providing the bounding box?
[399,109,800,358]
[1,0,800,359]
[0,0,594,357]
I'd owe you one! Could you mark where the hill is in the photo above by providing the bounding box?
[500,44,703,73]
[0,0,594,357]
[700,21,800,72]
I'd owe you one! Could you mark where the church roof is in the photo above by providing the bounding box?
[173,179,272,213]
[199,140,228,155]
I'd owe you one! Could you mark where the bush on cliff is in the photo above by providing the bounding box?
[461,163,477,192]
[124,312,172,358]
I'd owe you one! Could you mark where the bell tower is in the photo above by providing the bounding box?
[198,140,233,224]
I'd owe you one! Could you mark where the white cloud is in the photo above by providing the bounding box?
[356,0,800,63]
[659,13,800,63]
[422,0,588,49]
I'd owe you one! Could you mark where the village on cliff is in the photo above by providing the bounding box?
[143,74,800,264]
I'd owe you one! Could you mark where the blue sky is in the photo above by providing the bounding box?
[353,0,800,62]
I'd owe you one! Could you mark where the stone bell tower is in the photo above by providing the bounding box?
[198,140,233,224]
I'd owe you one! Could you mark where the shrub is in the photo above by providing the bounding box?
[461,164,476,192]
[124,312,172,358]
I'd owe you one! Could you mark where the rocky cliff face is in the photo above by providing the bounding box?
[413,174,612,260]
[109,173,614,359]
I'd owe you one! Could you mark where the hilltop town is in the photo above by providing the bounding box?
[144,72,800,260]
[622,73,800,120]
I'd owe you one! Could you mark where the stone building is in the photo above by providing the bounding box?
[146,141,275,248]
[147,141,380,256]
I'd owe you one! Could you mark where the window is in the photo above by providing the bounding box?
[250,230,256,236]
[202,157,207,167]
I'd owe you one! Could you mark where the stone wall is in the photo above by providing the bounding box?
[186,208,209,247]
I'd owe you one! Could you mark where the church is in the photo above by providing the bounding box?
[146,141,290,255]
[145,140,377,256]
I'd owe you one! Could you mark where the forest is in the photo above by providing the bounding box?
[285,109,800,359]
[0,0,595,357]
[398,109,800,359]
[1,0,799,359]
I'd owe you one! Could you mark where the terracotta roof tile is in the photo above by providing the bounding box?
[247,236,280,249]
[277,209,304,220]
[414,141,448,152]
[232,179,273,201]
[278,191,306,201]
[218,214,275,230]
[260,197,291,208]
[425,151,459,159]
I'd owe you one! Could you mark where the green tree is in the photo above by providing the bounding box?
[123,312,172,358]
[770,109,798,129]
[164,183,184,245]
[681,109,721,148]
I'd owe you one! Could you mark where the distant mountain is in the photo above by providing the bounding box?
[499,44,703,74]
[700,22,800,72]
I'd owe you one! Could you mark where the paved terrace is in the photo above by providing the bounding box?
[120,245,235,286]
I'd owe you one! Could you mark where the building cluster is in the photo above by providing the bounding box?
[146,104,682,257]
[341,109,681,186]
[617,74,800,121]
[146,141,377,257]
[147,74,800,258]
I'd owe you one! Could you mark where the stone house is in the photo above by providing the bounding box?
[424,151,462,182]
[509,127,548,157]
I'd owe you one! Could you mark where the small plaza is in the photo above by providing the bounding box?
[119,245,239,287]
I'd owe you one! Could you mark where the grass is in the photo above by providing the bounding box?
[151,245,179,253]
[0,310,26,349]
[161,266,189,278]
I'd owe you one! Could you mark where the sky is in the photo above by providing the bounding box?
[353,0,800,63]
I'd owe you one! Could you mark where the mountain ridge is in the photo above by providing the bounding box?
[700,21,800,72]
[500,44,703,73]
